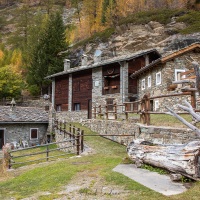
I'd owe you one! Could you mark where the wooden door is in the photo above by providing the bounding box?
[0,129,4,149]
[88,99,92,119]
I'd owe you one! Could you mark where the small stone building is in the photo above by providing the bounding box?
[131,42,200,111]
[0,105,49,148]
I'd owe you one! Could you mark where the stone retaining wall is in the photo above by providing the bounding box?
[82,119,198,145]
[56,110,88,122]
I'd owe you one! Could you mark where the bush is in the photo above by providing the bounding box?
[28,85,40,96]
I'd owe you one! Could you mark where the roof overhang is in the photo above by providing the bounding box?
[130,42,200,78]
[0,121,49,124]
[46,49,160,79]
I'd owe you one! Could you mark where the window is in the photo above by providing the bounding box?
[56,105,61,111]
[156,72,161,85]
[148,76,151,87]
[154,100,159,111]
[74,103,81,111]
[30,128,38,139]
[141,79,145,90]
[175,69,185,81]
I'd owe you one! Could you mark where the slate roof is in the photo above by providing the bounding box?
[0,106,49,124]
[46,48,160,79]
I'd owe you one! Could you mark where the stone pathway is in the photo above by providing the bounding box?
[113,164,187,196]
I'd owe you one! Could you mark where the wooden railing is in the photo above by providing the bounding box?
[93,91,197,125]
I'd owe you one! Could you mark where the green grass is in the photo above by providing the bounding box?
[177,10,200,34]
[119,9,185,25]
[128,113,192,128]
[10,144,75,169]
[0,124,200,199]
[72,27,115,49]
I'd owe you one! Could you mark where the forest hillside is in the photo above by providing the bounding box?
[0,0,200,97]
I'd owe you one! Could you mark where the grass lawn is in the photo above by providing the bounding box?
[10,144,75,169]
[0,124,200,199]
[128,113,193,128]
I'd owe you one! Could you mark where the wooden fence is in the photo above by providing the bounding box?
[93,91,197,125]
[54,120,84,155]
[8,123,84,168]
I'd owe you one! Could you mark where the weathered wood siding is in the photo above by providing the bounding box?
[72,69,92,110]
[128,53,160,94]
[128,57,145,94]
[55,75,69,111]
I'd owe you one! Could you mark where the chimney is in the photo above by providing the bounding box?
[64,59,70,71]
[10,98,16,111]
[81,54,88,66]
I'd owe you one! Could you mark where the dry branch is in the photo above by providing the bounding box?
[165,106,200,136]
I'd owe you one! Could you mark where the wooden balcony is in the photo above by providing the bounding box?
[102,85,120,95]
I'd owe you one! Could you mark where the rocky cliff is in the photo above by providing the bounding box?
[69,18,200,65]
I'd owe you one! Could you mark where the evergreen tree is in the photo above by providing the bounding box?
[27,12,68,95]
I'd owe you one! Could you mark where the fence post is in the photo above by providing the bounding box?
[99,105,102,119]
[46,144,49,161]
[76,132,80,155]
[81,130,84,153]
[114,103,117,120]
[106,105,108,120]
[94,106,96,119]
[64,121,67,138]
[191,91,196,109]
[73,125,76,145]
[140,97,145,124]
[145,94,151,125]
[125,103,128,120]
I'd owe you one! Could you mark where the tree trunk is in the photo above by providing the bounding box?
[127,140,200,180]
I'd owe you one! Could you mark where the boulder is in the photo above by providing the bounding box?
[148,21,163,29]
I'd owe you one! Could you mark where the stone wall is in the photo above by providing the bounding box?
[138,52,200,111]
[56,110,88,122]
[55,129,76,153]
[0,123,48,146]
[82,119,197,145]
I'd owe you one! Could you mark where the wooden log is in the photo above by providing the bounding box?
[127,140,200,180]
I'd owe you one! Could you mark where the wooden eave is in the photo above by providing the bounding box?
[161,43,200,63]
[130,42,200,78]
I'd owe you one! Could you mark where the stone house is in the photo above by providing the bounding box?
[46,49,161,119]
[0,104,49,149]
[131,42,200,111]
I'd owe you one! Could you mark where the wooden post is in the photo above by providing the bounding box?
[94,106,96,119]
[73,126,76,145]
[76,134,80,155]
[64,121,66,138]
[81,130,84,153]
[140,98,145,124]
[191,91,196,109]
[114,103,117,120]
[145,94,151,125]
[106,105,108,120]
[125,103,128,120]
[8,152,11,169]
[193,61,200,95]
[69,124,72,140]
[99,105,102,119]
[46,144,49,161]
